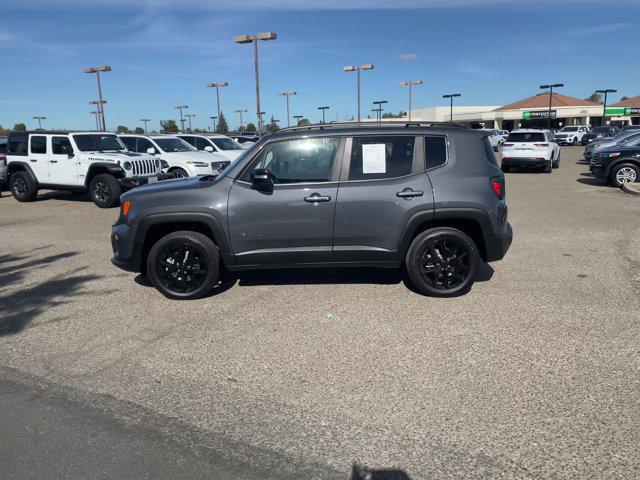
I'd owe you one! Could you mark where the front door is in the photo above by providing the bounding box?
[49,136,79,185]
[228,136,342,266]
[28,135,50,182]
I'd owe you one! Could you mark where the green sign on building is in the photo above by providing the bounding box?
[605,107,640,116]
[522,110,556,119]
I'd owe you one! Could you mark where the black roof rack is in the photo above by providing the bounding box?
[277,120,467,134]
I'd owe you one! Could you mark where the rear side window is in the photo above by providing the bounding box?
[506,132,546,143]
[349,136,415,180]
[30,136,47,154]
[425,136,447,169]
[482,138,499,167]
[8,133,28,156]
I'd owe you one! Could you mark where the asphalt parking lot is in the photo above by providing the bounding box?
[1,146,639,479]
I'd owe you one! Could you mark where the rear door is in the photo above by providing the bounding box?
[28,135,50,182]
[332,135,435,263]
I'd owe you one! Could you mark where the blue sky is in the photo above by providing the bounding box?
[1,0,639,131]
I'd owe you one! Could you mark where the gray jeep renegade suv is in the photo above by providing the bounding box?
[111,122,512,299]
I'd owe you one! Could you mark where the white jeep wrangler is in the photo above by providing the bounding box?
[5,131,165,208]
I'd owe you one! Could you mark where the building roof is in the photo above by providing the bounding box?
[494,93,599,111]
[610,95,640,107]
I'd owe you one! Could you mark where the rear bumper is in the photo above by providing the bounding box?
[501,157,550,166]
[485,222,513,262]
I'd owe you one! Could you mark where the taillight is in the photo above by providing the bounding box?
[490,176,505,199]
[534,143,549,147]
[503,143,513,147]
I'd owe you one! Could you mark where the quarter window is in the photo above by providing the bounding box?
[7,134,28,155]
[241,137,339,184]
[425,136,447,169]
[52,136,72,155]
[348,136,415,180]
[30,136,47,154]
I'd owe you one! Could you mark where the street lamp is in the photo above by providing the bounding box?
[32,116,46,130]
[174,105,189,132]
[234,109,248,132]
[399,80,422,121]
[185,113,196,132]
[442,93,461,122]
[596,88,617,125]
[90,111,100,130]
[343,64,374,122]
[539,83,564,129]
[89,100,107,130]
[234,32,277,137]
[141,118,151,133]
[84,65,111,131]
[372,100,388,123]
[318,106,329,124]
[210,116,218,132]
[206,82,229,131]
[278,91,297,127]
[293,115,303,126]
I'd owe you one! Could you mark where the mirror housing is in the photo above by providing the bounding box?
[250,168,274,190]
[147,147,156,155]
[204,145,214,153]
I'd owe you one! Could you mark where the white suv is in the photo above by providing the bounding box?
[500,129,560,173]
[177,134,246,161]
[119,135,228,178]
[5,131,163,207]
[553,125,590,145]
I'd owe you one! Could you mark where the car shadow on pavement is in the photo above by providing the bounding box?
[0,249,102,336]
[34,191,92,203]
[350,463,412,479]
[576,177,606,186]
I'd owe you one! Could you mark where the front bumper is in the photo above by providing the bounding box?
[111,222,142,272]
[117,172,172,190]
[590,164,608,181]
[485,222,513,262]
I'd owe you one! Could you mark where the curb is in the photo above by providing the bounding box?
[621,182,640,196]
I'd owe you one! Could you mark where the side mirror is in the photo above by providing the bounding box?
[147,147,156,155]
[250,168,274,190]
[204,146,214,153]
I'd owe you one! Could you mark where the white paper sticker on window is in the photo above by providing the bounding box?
[362,144,386,174]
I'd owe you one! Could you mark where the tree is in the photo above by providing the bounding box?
[245,122,257,132]
[216,112,229,134]
[0,125,7,136]
[134,127,145,134]
[13,123,26,132]
[116,125,129,134]
[585,92,603,104]
[162,119,179,133]
[620,96,630,101]
[298,118,311,126]
[382,111,406,119]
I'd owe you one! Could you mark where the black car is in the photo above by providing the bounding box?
[581,126,620,146]
[590,142,640,187]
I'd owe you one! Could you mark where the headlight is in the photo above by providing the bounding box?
[123,161,132,170]
[186,161,209,167]
[155,159,160,167]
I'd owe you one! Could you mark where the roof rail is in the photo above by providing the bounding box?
[277,120,467,134]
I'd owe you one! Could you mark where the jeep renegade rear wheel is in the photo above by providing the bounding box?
[147,231,221,300]
[10,171,38,202]
[90,174,121,208]
[406,227,480,297]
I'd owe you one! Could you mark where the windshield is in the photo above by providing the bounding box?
[154,138,196,152]
[73,134,125,152]
[560,127,578,132]
[506,132,546,143]
[210,137,245,150]
[617,133,640,145]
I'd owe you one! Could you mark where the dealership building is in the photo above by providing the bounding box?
[409,92,640,130]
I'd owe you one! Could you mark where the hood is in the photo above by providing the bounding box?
[122,176,211,199]
[82,151,155,163]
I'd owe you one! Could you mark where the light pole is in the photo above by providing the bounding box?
[539,84,563,129]
[399,80,422,121]
[442,93,461,122]
[372,100,388,123]
[210,116,218,132]
[343,64,374,122]
[90,111,100,130]
[206,82,228,131]
[234,32,277,137]
[141,118,151,133]
[317,106,329,124]
[278,91,297,127]
[185,113,196,132]
[293,115,303,126]
[235,109,247,132]
[596,88,617,125]
[89,100,107,130]
[84,65,111,131]
[174,105,189,132]
[371,108,382,121]
[33,116,46,130]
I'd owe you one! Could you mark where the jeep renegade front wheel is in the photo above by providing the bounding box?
[10,171,38,202]
[90,174,121,208]
[406,227,480,297]
[147,231,221,300]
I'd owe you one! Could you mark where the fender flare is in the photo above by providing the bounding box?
[7,161,38,185]
[85,163,125,187]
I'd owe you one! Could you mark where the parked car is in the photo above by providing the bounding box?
[583,130,640,163]
[553,125,590,145]
[590,137,640,187]
[111,122,512,300]
[6,131,164,207]
[622,125,640,131]
[500,130,560,173]
[176,134,246,162]
[581,126,620,146]
[230,134,259,146]
[476,129,503,151]
[0,137,7,187]
[119,134,228,178]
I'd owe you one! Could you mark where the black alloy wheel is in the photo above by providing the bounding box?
[12,176,27,197]
[156,244,208,294]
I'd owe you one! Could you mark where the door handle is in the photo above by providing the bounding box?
[50,160,58,163]
[304,194,331,203]
[30,159,37,162]
[396,189,423,198]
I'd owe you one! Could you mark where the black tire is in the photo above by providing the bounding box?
[89,174,121,208]
[501,164,511,173]
[10,171,38,202]
[609,163,639,188]
[544,158,552,173]
[572,137,578,146]
[405,227,480,297]
[552,152,560,169]
[170,167,189,178]
[147,231,220,300]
